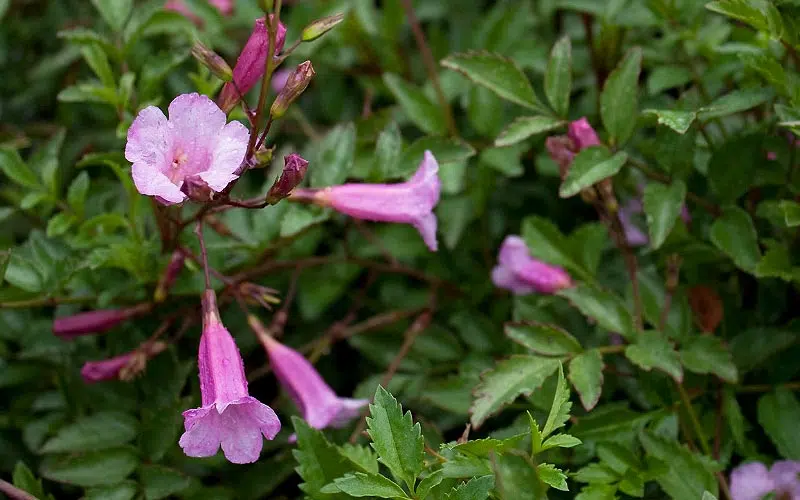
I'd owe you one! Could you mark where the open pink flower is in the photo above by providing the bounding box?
[125,93,249,204]
[294,151,441,251]
[491,235,573,295]
[179,291,280,464]
[262,335,368,432]
[730,461,800,500]
[217,16,287,112]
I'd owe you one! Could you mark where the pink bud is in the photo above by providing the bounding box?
[491,236,573,295]
[81,341,168,383]
[53,304,151,340]
[217,16,288,113]
[567,117,601,149]
[181,174,216,202]
[267,153,308,204]
[271,69,291,94]
[545,136,576,180]
[165,0,233,24]
[154,250,186,303]
[270,61,315,118]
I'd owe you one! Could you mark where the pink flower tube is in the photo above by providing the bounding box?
[178,291,280,464]
[53,303,151,339]
[491,235,573,295]
[81,341,168,383]
[729,461,800,500]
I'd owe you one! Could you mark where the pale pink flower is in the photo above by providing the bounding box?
[293,151,441,251]
[491,235,573,295]
[217,16,287,112]
[730,461,800,500]
[179,291,280,464]
[262,335,368,433]
[271,68,292,94]
[125,93,249,204]
[165,0,233,24]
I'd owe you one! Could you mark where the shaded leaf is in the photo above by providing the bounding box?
[757,389,800,460]
[494,116,564,147]
[568,349,604,410]
[625,331,683,381]
[559,147,628,198]
[680,336,738,383]
[642,180,687,249]
[600,48,642,146]
[384,73,446,135]
[505,323,582,356]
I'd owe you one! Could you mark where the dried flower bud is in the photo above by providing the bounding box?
[301,13,345,42]
[154,250,186,303]
[53,303,151,340]
[270,61,315,118]
[267,154,309,204]
[191,41,233,82]
[181,174,215,202]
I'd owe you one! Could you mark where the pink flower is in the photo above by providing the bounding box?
[266,153,308,204]
[81,341,168,383]
[271,68,291,94]
[294,151,441,251]
[165,0,233,24]
[179,291,280,464]
[53,303,151,339]
[491,235,573,295]
[546,117,600,179]
[125,93,249,204]
[618,198,650,247]
[217,16,287,113]
[568,117,601,149]
[730,461,800,500]
[262,334,368,432]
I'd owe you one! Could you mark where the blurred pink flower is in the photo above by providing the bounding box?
[730,461,800,500]
[491,235,573,295]
[179,291,280,464]
[294,151,441,251]
[262,335,368,432]
[271,68,291,94]
[546,116,600,179]
[165,0,233,24]
[53,303,150,339]
[125,93,249,204]
[217,16,287,112]
[568,117,601,149]
[81,341,167,383]
[618,187,692,247]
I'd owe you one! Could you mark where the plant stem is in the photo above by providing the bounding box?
[677,382,711,456]
[194,222,212,290]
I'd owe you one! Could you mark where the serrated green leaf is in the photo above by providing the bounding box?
[494,116,565,147]
[492,453,545,500]
[568,349,604,411]
[697,87,773,120]
[557,285,635,337]
[383,73,447,135]
[505,322,582,356]
[545,36,572,117]
[600,48,641,146]
[537,464,568,491]
[470,356,560,428]
[642,180,686,249]
[542,364,571,439]
[293,417,354,500]
[446,475,494,500]
[0,147,39,188]
[40,412,138,454]
[40,447,139,487]
[310,122,356,187]
[527,411,543,456]
[520,216,586,279]
[710,206,761,272]
[559,147,628,198]
[340,443,379,474]
[442,51,547,113]
[540,434,582,451]
[625,331,683,381]
[327,472,409,498]
[91,0,133,32]
[680,336,738,383]
[639,431,718,499]
[446,434,526,458]
[416,470,444,500]
[374,121,403,180]
[643,109,696,134]
[367,386,424,490]
[757,388,800,460]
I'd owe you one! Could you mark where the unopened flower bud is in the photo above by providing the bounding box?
[267,154,309,204]
[301,13,345,42]
[270,61,315,118]
[192,41,233,82]
[154,250,186,303]
[81,341,168,383]
[253,145,274,168]
[53,303,151,340]
[181,175,215,202]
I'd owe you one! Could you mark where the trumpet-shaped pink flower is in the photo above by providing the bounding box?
[125,93,249,204]
[262,335,368,431]
[81,341,168,383]
[491,235,573,295]
[730,461,800,500]
[179,291,280,464]
[217,16,287,112]
[53,303,151,339]
[294,151,441,251]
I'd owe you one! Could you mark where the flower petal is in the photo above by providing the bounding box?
[492,264,536,295]
[412,211,438,251]
[199,120,249,191]
[131,162,186,204]
[730,462,776,500]
[168,93,227,162]
[217,399,280,464]
[125,106,171,168]
[179,405,222,458]
[329,398,370,428]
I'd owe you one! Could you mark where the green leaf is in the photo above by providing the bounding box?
[328,472,409,499]
[780,200,800,227]
[91,0,133,32]
[710,206,761,272]
[446,435,526,458]
[702,492,719,500]
[4,253,43,292]
[46,213,76,238]
[643,109,696,134]
[340,443,379,474]
[540,434,582,451]
[680,336,738,383]
[558,285,635,337]
[310,122,356,187]
[470,355,561,428]
[374,121,403,180]
[58,83,119,106]
[494,116,565,147]
[67,172,90,215]
[140,465,191,500]
[12,462,49,499]
[520,216,586,279]
[84,482,137,500]
[542,364,571,439]
[0,147,39,188]
[574,463,619,484]
[416,470,444,499]
[528,411,543,456]
[625,331,683,381]
[441,51,547,113]
[545,36,572,117]
[568,349,604,411]
[639,432,718,499]
[642,180,687,249]
[559,147,628,198]
[398,136,475,179]
[600,48,642,146]
[0,250,9,284]
[575,484,618,500]
[647,65,693,95]
[707,135,763,203]
[367,386,424,490]
[492,453,546,500]
[757,388,800,460]
[29,129,65,193]
[446,475,494,500]
[698,88,773,120]
[40,412,138,454]
[293,417,354,500]
[505,323,582,356]
[20,192,49,210]
[383,73,446,135]
[81,45,115,88]
[537,464,568,491]
[40,448,139,487]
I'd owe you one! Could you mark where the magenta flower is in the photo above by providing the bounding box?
[730,461,800,500]
[262,335,368,431]
[271,68,291,94]
[545,117,601,179]
[567,117,601,149]
[266,153,308,204]
[491,235,573,295]
[179,291,280,464]
[53,303,151,339]
[165,0,232,24]
[81,341,167,383]
[125,93,249,204]
[217,16,287,112]
[294,151,441,251]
